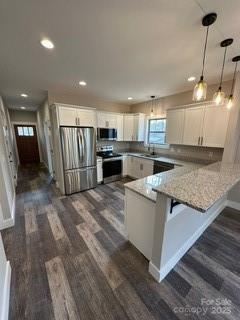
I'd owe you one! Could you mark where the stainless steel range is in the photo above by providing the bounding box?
[97,146,122,183]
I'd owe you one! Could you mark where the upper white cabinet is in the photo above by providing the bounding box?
[116,114,124,141]
[123,114,145,141]
[58,106,96,127]
[124,115,135,141]
[202,105,229,147]
[166,104,230,148]
[97,112,116,128]
[166,109,185,144]
[183,106,205,146]
[58,107,78,126]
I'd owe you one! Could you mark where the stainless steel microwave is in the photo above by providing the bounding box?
[97,128,117,141]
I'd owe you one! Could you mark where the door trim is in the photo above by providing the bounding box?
[11,121,42,163]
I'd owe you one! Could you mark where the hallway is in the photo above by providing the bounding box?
[2,165,240,320]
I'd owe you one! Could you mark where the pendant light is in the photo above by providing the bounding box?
[193,13,217,101]
[150,95,155,117]
[227,55,240,109]
[213,38,233,105]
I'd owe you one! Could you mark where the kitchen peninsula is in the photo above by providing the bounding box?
[124,160,240,282]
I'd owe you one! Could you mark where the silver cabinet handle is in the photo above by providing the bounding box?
[76,117,77,125]
[201,136,203,146]
[78,117,80,126]
[198,136,200,145]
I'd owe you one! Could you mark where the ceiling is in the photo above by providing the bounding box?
[0,0,239,111]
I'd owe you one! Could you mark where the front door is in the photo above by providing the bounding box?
[14,125,40,164]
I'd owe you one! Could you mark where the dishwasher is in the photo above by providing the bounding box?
[153,161,174,174]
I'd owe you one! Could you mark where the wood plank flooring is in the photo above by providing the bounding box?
[2,164,240,320]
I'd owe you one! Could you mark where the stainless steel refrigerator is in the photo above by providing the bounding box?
[60,126,97,195]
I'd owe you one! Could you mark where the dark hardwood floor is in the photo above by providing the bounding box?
[2,164,240,320]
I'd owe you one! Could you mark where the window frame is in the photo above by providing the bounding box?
[145,116,169,149]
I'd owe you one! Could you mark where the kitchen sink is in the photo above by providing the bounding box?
[141,154,159,158]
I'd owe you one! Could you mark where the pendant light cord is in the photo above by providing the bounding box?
[219,47,227,88]
[201,26,209,77]
[230,62,238,94]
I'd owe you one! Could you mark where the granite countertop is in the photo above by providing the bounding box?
[124,162,201,202]
[153,162,240,213]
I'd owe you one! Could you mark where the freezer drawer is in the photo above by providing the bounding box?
[64,166,97,195]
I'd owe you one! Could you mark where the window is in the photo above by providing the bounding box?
[148,118,166,145]
[17,126,34,136]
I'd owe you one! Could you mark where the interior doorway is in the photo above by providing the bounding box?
[14,124,40,164]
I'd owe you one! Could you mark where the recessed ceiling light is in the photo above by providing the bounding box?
[20,106,26,110]
[79,81,87,86]
[128,97,133,100]
[21,93,28,97]
[188,76,196,82]
[40,38,54,49]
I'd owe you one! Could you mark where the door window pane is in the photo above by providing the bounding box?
[17,127,23,136]
[23,127,29,135]
[28,127,34,136]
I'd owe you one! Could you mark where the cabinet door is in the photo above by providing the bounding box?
[131,157,142,179]
[77,109,96,127]
[134,114,145,141]
[58,107,77,126]
[202,106,229,148]
[141,159,153,178]
[183,107,204,146]
[116,114,124,141]
[124,115,134,141]
[166,109,185,144]
[122,155,128,176]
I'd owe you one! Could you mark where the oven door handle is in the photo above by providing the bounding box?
[103,157,123,162]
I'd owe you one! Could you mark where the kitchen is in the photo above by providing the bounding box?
[1,1,240,320]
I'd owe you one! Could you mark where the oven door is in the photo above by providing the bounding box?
[97,128,117,141]
[103,158,122,183]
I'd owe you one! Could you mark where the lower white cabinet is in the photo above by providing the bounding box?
[124,156,153,178]
[97,158,103,183]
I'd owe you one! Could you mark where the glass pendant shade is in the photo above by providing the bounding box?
[227,94,233,109]
[193,76,207,101]
[213,87,225,105]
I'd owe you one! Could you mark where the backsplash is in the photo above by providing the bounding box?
[129,142,223,162]
[97,141,223,162]
[96,140,130,152]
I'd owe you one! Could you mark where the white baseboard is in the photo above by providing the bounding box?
[149,200,225,283]
[226,200,240,211]
[0,262,11,320]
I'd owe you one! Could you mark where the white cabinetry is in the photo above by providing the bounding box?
[97,112,116,128]
[166,104,229,148]
[202,106,229,147]
[123,114,145,141]
[125,156,153,178]
[58,107,78,126]
[58,106,96,127]
[116,114,124,141]
[166,109,185,144]
[183,106,205,146]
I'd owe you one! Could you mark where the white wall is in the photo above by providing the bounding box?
[0,233,10,320]
[0,97,15,229]
[8,109,37,123]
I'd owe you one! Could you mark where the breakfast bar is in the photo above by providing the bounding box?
[124,161,240,282]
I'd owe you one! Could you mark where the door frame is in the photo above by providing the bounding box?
[11,121,42,164]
